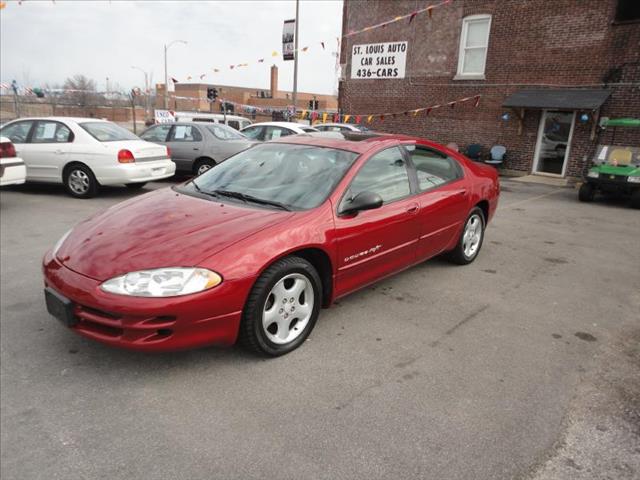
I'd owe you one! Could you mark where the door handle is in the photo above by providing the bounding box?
[457,190,467,196]
[193,148,199,151]
[406,204,419,214]
[54,150,64,155]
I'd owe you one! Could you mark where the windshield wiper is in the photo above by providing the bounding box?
[189,179,220,198]
[213,190,291,211]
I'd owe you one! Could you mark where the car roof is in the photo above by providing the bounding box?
[314,123,357,128]
[244,122,309,129]
[269,131,428,154]
[4,116,109,123]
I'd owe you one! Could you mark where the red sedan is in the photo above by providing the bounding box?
[43,133,499,356]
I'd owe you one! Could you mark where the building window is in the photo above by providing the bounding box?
[616,0,640,22]
[456,14,492,79]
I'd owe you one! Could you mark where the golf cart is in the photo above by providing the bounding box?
[579,118,640,209]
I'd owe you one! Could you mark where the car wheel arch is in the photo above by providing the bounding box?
[62,161,99,185]
[193,157,216,174]
[475,200,489,224]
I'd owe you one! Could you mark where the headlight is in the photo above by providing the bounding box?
[52,229,72,258]
[628,176,640,183]
[100,268,222,297]
[587,171,599,178]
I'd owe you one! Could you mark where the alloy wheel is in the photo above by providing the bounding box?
[262,273,314,345]
[68,169,90,195]
[462,213,483,258]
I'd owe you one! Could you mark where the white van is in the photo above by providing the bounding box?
[173,112,252,131]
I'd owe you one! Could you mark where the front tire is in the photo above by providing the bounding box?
[578,182,595,202]
[238,256,322,356]
[446,207,485,265]
[194,158,216,176]
[64,164,99,198]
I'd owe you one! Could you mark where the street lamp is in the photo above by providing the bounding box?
[131,66,150,119]
[163,40,187,109]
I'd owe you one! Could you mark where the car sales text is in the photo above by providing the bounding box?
[351,42,408,80]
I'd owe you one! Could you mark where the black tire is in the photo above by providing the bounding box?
[578,182,595,202]
[445,207,485,265]
[238,256,322,356]
[193,158,216,176]
[125,182,147,190]
[63,164,99,198]
[630,190,640,209]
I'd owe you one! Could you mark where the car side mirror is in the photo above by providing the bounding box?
[340,191,383,215]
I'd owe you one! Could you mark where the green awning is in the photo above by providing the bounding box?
[603,118,640,128]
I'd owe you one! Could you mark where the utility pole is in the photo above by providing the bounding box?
[292,0,300,118]
[164,40,187,110]
[130,89,137,134]
[11,80,20,118]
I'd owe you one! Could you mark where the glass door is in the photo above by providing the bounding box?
[533,110,575,176]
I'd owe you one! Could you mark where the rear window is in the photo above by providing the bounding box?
[80,122,139,142]
[206,124,245,140]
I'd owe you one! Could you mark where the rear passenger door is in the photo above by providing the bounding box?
[166,124,204,171]
[263,126,294,141]
[404,144,469,260]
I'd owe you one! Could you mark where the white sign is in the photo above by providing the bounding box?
[282,19,295,61]
[351,42,408,80]
[154,109,175,124]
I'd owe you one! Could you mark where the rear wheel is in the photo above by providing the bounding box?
[445,208,485,265]
[64,164,99,198]
[238,256,322,356]
[630,190,640,209]
[125,182,147,190]
[578,182,595,202]
[194,158,215,176]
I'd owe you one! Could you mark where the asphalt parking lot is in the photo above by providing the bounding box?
[1,178,638,480]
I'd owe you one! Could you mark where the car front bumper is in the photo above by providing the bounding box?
[42,250,252,352]
[97,159,176,186]
[585,175,640,194]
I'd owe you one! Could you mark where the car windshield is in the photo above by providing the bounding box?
[181,143,358,210]
[80,122,139,142]
[206,124,245,140]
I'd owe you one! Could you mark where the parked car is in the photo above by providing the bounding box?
[0,117,175,198]
[240,122,318,141]
[172,112,252,130]
[140,121,255,175]
[0,136,27,187]
[314,123,370,133]
[43,132,499,356]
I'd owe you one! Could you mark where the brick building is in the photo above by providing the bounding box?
[339,0,640,180]
[156,65,337,121]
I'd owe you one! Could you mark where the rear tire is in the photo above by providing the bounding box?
[125,182,147,190]
[630,190,640,209]
[578,182,595,202]
[238,256,322,356]
[63,164,99,198]
[445,207,485,265]
[194,158,216,176]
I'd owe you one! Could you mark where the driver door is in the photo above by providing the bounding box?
[333,146,419,297]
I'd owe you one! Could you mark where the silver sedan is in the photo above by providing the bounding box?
[140,122,255,175]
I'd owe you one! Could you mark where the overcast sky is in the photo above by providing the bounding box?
[0,0,343,94]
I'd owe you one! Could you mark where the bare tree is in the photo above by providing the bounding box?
[63,74,98,107]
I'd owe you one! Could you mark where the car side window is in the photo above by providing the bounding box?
[1,121,34,144]
[264,126,293,140]
[170,125,202,142]
[31,121,73,144]
[407,145,463,191]
[227,120,240,130]
[140,124,172,142]
[344,147,411,205]
[242,126,264,140]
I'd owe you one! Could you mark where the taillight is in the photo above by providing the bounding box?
[117,149,135,163]
[166,146,171,157]
[0,141,17,158]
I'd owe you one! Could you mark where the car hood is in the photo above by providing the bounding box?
[57,188,292,281]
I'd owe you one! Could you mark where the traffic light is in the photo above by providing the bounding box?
[207,87,218,102]
[308,99,319,110]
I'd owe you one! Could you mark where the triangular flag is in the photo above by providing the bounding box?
[425,108,432,116]
[272,51,278,57]
[355,115,361,124]
[229,65,234,70]
[187,76,192,80]
[333,113,339,122]
[301,46,309,52]
[367,115,373,123]
[409,11,417,23]
[394,16,403,21]
[320,42,325,50]
[258,58,264,63]
[449,101,456,108]
[301,110,307,118]
[474,95,481,107]
[344,115,351,123]
[311,111,318,123]
[322,112,328,123]
[0,2,6,10]
[379,115,385,121]
[199,74,206,79]
[427,6,433,18]
[412,109,420,117]
[171,77,179,84]
[213,69,219,73]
